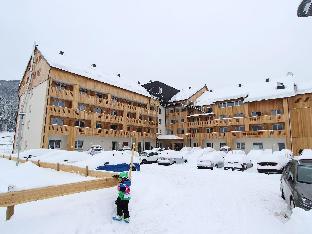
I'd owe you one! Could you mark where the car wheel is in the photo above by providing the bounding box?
[142,159,147,164]
[281,189,285,200]
[215,164,219,168]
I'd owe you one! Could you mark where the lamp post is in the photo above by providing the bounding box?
[16,112,26,166]
[185,133,191,147]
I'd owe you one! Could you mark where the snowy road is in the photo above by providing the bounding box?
[1,164,311,234]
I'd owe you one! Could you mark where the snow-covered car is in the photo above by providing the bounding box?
[158,150,187,166]
[247,149,272,165]
[87,145,103,155]
[118,146,132,151]
[197,151,225,169]
[139,151,160,164]
[257,149,293,174]
[220,146,232,153]
[224,150,253,171]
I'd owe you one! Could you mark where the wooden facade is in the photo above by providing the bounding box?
[17,48,159,152]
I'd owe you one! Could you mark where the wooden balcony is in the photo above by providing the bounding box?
[50,87,73,101]
[48,125,70,135]
[49,106,75,118]
[186,117,245,128]
[248,115,286,124]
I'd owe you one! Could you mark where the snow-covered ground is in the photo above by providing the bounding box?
[0,158,94,193]
[1,163,311,234]
[0,132,14,154]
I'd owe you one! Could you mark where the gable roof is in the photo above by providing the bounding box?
[195,77,312,106]
[37,46,150,97]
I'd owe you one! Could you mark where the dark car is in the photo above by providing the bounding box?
[280,159,312,210]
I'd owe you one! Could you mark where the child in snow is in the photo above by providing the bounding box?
[113,172,131,223]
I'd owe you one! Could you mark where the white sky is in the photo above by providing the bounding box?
[0,0,311,90]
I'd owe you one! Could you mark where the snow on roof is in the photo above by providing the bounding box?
[195,77,312,106]
[37,46,150,97]
[170,84,205,102]
[157,135,183,140]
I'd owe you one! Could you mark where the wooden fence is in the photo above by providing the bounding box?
[0,154,118,221]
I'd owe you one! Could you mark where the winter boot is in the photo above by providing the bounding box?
[112,215,122,221]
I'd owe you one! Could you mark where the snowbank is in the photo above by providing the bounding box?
[0,158,93,193]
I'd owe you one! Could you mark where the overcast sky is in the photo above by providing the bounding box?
[0,0,311,89]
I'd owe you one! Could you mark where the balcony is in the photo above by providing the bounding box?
[50,87,73,100]
[248,115,286,124]
[48,125,70,135]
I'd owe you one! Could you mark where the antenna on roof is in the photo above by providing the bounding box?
[238,84,242,87]
[138,81,141,85]
[59,51,64,55]
[91,64,96,68]
[265,78,270,82]
[117,74,121,77]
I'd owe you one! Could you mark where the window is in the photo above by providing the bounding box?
[78,103,86,111]
[253,143,263,150]
[227,101,234,107]
[272,123,284,131]
[237,142,245,150]
[181,119,184,123]
[219,127,228,133]
[96,122,102,129]
[94,107,102,114]
[234,126,245,131]
[251,112,261,117]
[234,112,244,117]
[159,119,162,125]
[271,109,283,116]
[79,88,88,95]
[111,125,118,130]
[49,140,61,149]
[159,108,162,114]
[207,128,213,133]
[55,82,67,90]
[52,99,65,107]
[112,141,118,150]
[112,96,118,102]
[193,143,198,147]
[145,142,151,150]
[220,143,227,148]
[75,120,85,128]
[111,110,118,116]
[278,143,285,151]
[234,100,243,106]
[75,140,84,150]
[207,142,213,148]
[51,117,64,125]
[219,115,227,120]
[171,120,175,124]
[251,125,263,131]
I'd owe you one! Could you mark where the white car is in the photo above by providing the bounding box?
[197,151,225,169]
[139,150,160,164]
[158,150,187,166]
[88,145,103,155]
[224,150,252,171]
[257,149,293,174]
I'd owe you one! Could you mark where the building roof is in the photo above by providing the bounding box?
[195,77,312,106]
[170,84,206,102]
[37,46,151,97]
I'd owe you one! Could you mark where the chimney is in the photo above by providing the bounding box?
[117,74,121,77]
[59,51,64,55]
[265,78,270,82]
[276,82,285,90]
[138,81,141,85]
[238,84,242,87]
[189,87,191,89]
[91,64,96,68]
[294,83,298,93]
[209,90,213,92]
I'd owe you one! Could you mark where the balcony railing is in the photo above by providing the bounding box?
[50,87,73,100]
[48,125,70,135]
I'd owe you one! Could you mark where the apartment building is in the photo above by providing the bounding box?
[14,46,159,152]
[160,79,312,154]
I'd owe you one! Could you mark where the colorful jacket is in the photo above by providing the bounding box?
[117,179,131,200]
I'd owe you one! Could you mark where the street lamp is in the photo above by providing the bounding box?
[16,112,26,166]
[185,133,191,147]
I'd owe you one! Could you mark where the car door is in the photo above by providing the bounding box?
[281,162,291,201]
[284,162,296,204]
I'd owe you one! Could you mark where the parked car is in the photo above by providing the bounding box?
[197,151,225,170]
[220,146,232,153]
[118,146,132,151]
[88,145,103,155]
[224,150,253,171]
[280,158,312,210]
[247,149,272,165]
[139,151,160,164]
[158,150,188,166]
[257,149,293,174]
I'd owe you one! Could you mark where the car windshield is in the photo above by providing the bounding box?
[297,165,312,184]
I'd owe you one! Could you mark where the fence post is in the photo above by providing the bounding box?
[57,163,60,171]
[6,205,15,221]
[85,166,89,177]
[37,160,40,167]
